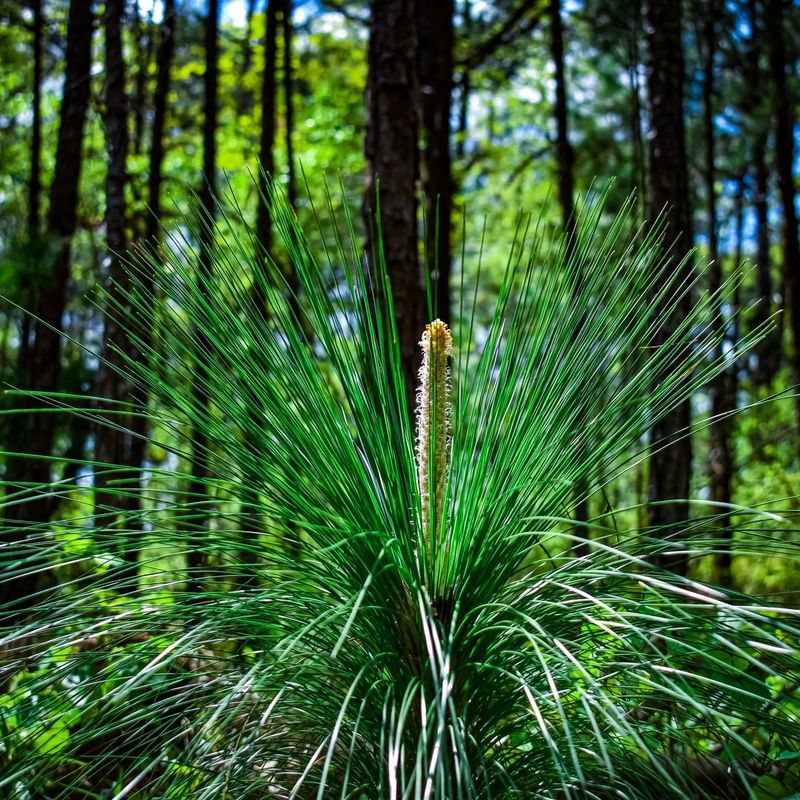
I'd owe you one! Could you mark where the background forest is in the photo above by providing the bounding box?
[2,0,800,796]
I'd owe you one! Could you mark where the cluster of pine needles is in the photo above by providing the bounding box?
[1,181,799,798]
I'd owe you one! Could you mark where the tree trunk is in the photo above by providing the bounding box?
[455,0,471,160]
[418,0,454,324]
[642,0,693,576]
[1,0,93,616]
[701,2,734,587]
[765,0,800,424]
[550,0,574,235]
[236,0,258,116]
[748,0,780,386]
[145,0,176,244]
[124,0,176,543]
[256,0,279,263]
[95,0,130,502]
[5,0,93,516]
[131,1,153,157]
[29,0,43,236]
[187,0,219,597]
[364,0,425,413]
[549,0,586,554]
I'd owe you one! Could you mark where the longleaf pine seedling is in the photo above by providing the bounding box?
[0,181,798,799]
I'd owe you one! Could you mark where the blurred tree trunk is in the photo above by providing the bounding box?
[455,0,471,160]
[95,0,131,531]
[242,0,281,579]
[123,0,176,538]
[5,0,93,518]
[418,0,454,324]
[187,0,219,596]
[642,0,693,576]
[765,0,800,423]
[550,0,574,236]
[145,0,176,244]
[364,0,425,412]
[20,0,44,359]
[627,2,647,209]
[549,0,587,554]
[700,2,734,587]
[256,0,279,265]
[237,0,258,116]
[1,0,93,616]
[131,1,153,157]
[748,0,780,386]
[29,0,42,236]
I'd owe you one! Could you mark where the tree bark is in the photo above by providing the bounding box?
[5,0,93,515]
[549,0,586,553]
[701,2,734,587]
[748,0,780,386]
[145,0,176,244]
[455,0,471,160]
[2,0,93,615]
[364,0,425,413]
[642,0,693,576]
[187,0,219,597]
[236,0,259,116]
[550,0,574,235]
[95,0,130,492]
[29,0,43,236]
[418,0,454,324]
[765,0,800,424]
[256,0,279,265]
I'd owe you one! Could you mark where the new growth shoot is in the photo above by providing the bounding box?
[416,320,452,561]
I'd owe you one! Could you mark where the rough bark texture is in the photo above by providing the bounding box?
[364,0,425,413]
[95,0,131,516]
[418,0,454,324]
[642,0,693,576]
[187,0,219,596]
[256,0,279,262]
[2,0,93,615]
[701,3,734,587]
[765,0,800,423]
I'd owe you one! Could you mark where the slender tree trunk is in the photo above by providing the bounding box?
[5,0,93,517]
[187,0,219,597]
[29,0,42,236]
[256,0,279,263]
[642,0,693,576]
[628,2,647,209]
[765,0,800,425]
[701,3,734,587]
[237,0,258,116]
[364,0,425,412]
[95,0,131,537]
[126,0,176,519]
[455,0,471,160]
[549,0,586,554]
[748,0,780,386]
[1,0,93,618]
[418,0,454,324]
[131,1,153,157]
[283,0,295,210]
[550,0,574,235]
[145,0,176,244]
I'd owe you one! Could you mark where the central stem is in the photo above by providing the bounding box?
[415,320,452,558]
